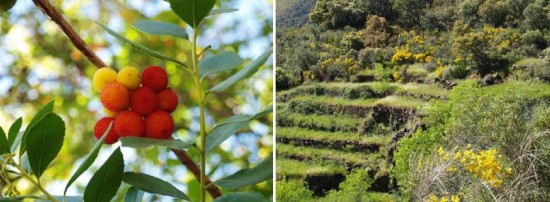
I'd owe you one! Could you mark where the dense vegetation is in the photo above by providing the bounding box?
[276,0,550,200]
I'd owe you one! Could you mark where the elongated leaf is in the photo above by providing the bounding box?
[84,147,124,202]
[208,8,239,16]
[120,137,193,150]
[122,172,189,200]
[96,22,187,68]
[10,131,23,153]
[124,186,144,202]
[205,115,250,153]
[133,20,188,39]
[213,192,264,202]
[169,0,216,28]
[26,113,65,178]
[205,106,272,153]
[64,122,112,197]
[214,154,272,189]
[20,101,54,156]
[208,50,271,93]
[0,127,8,154]
[199,51,243,79]
[7,117,22,147]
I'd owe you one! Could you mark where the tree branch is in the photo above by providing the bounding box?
[31,0,222,199]
[171,149,222,198]
[32,0,106,68]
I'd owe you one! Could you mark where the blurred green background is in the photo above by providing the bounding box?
[0,0,273,201]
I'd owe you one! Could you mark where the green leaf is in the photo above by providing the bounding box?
[208,50,271,93]
[169,0,216,28]
[199,51,243,79]
[120,137,193,150]
[7,117,22,148]
[0,0,17,12]
[96,22,188,68]
[205,115,250,153]
[84,147,125,202]
[214,154,272,189]
[205,106,272,153]
[208,8,239,16]
[10,131,23,153]
[25,113,65,178]
[213,192,265,202]
[133,20,188,39]
[124,186,144,202]
[20,101,54,156]
[64,121,112,197]
[0,127,8,154]
[122,172,189,200]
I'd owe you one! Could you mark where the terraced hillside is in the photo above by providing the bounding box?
[276,82,448,197]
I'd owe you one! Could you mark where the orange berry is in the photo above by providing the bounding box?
[114,111,144,137]
[94,117,119,144]
[157,88,178,113]
[142,66,168,92]
[130,86,158,116]
[144,110,174,139]
[100,82,129,112]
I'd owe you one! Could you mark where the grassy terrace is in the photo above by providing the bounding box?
[277,111,364,133]
[277,158,347,177]
[277,127,389,145]
[276,144,383,166]
[291,95,428,109]
[396,83,449,98]
[278,82,448,101]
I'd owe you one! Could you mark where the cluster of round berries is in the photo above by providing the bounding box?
[92,66,178,144]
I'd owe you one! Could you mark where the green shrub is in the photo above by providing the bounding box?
[320,170,373,202]
[373,63,392,82]
[276,179,314,202]
[442,65,469,80]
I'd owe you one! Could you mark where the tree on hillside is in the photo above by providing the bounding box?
[391,0,432,28]
[309,0,392,30]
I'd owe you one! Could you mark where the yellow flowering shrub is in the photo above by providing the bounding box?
[438,147,512,188]
[392,47,415,65]
[427,194,460,202]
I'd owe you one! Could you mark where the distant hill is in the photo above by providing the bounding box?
[276,0,316,28]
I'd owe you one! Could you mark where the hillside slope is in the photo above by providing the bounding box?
[276,0,316,28]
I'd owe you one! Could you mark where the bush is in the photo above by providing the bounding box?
[394,80,550,200]
[321,170,373,202]
[373,63,392,82]
[276,179,314,202]
[521,30,546,51]
[441,65,469,80]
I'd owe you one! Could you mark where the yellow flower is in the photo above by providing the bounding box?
[450,195,460,202]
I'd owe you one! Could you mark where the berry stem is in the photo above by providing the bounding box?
[191,29,207,202]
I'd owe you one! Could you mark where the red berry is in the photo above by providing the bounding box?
[142,66,168,92]
[130,86,158,116]
[100,82,129,112]
[114,111,144,137]
[144,110,174,139]
[157,88,178,113]
[94,117,119,144]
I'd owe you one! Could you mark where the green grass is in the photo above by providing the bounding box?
[277,110,364,133]
[277,127,390,145]
[277,158,347,177]
[276,144,383,166]
[480,81,550,99]
[292,95,428,109]
[397,83,449,97]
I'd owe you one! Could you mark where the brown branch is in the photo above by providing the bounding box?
[171,149,222,198]
[32,0,106,68]
[30,0,222,199]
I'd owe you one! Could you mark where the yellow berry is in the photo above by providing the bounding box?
[103,106,118,117]
[116,66,141,90]
[92,67,117,92]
